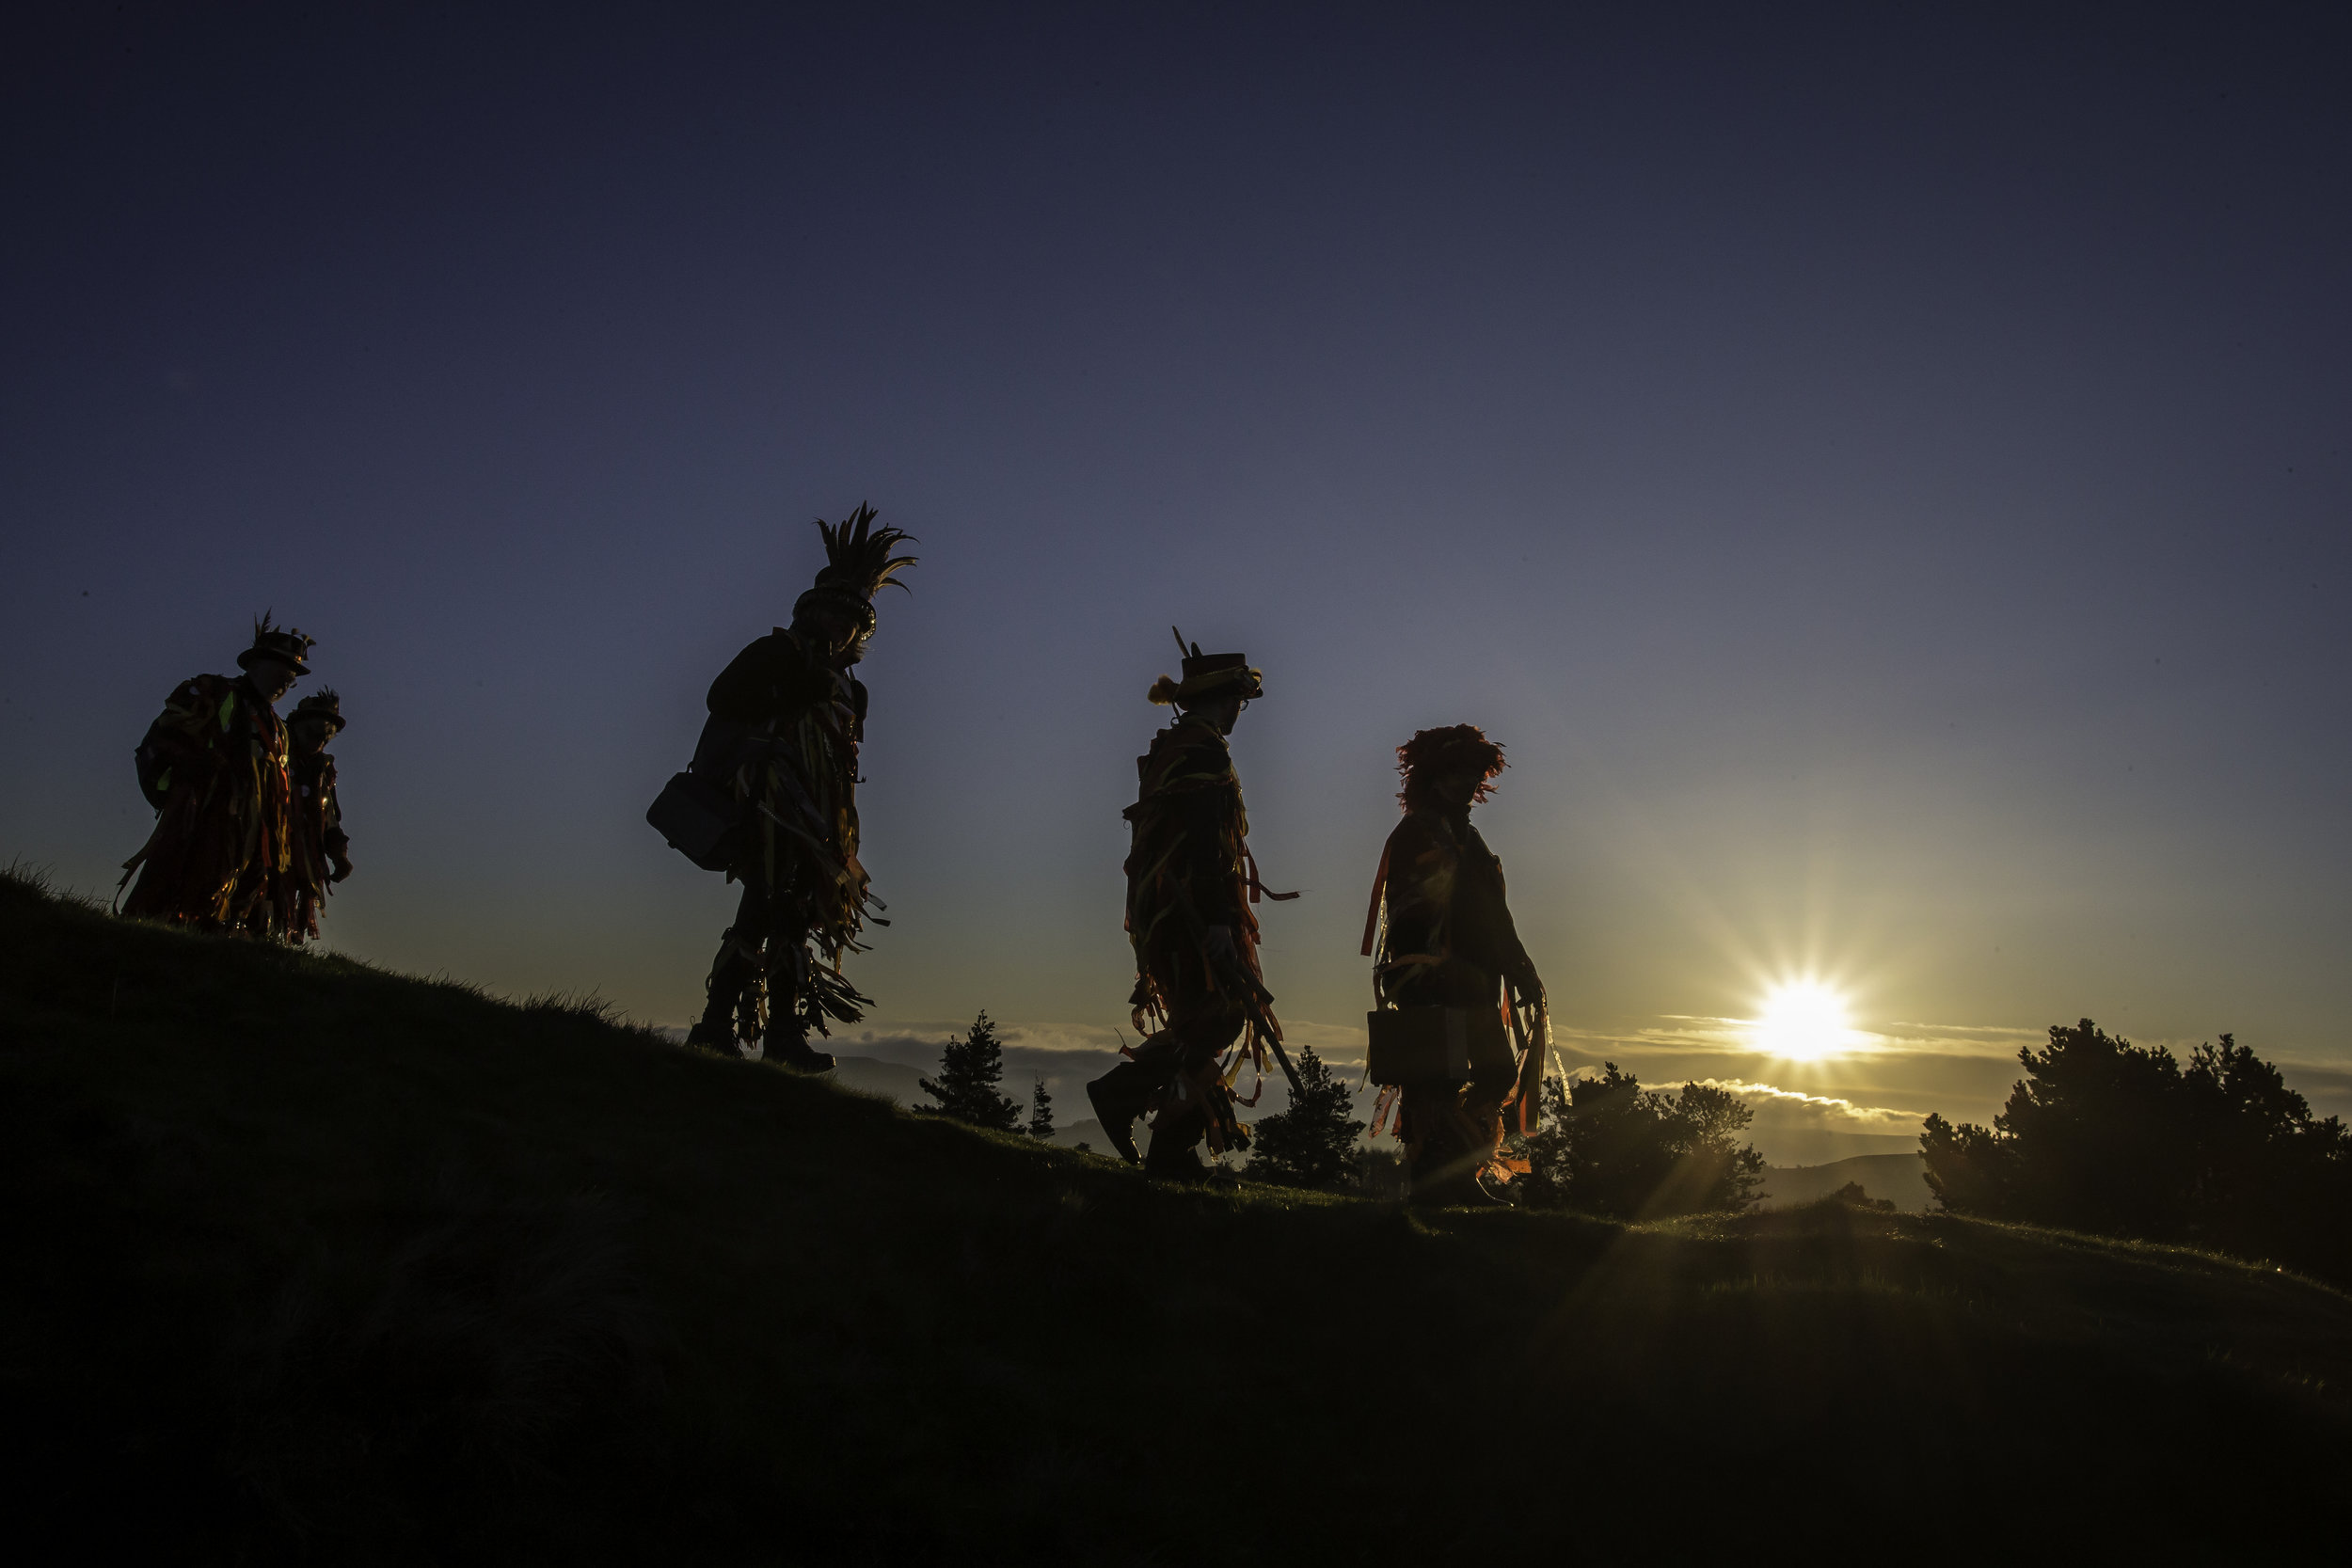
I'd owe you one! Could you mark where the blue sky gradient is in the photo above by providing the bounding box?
[8,3,2350,1136]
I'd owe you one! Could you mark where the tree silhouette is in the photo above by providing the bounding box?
[1923,1019,2352,1283]
[1026,1075,1055,1139]
[917,1011,1023,1132]
[1246,1044,1364,1191]
[1518,1064,1765,1218]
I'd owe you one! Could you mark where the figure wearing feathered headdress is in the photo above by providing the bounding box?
[678,503,918,1069]
[1085,629,1298,1177]
[119,613,316,939]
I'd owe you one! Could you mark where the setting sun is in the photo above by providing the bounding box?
[1753,980,1852,1059]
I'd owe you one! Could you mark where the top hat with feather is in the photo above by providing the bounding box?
[236,612,315,676]
[1147,627,1263,705]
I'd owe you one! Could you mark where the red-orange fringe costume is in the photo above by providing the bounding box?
[119,671,304,939]
[1088,636,1295,1174]
[1363,724,1547,1201]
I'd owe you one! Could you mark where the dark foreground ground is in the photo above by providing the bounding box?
[4,869,2348,1564]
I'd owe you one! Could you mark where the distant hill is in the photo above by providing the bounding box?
[6,867,2349,1562]
[1743,1129,1922,1166]
[1759,1152,1933,1212]
[834,1058,1112,1151]
[828,1052,933,1105]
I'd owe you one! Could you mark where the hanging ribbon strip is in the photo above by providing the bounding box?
[1243,846,1300,904]
[1359,842,1391,958]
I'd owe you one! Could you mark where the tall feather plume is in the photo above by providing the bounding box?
[813,502,918,599]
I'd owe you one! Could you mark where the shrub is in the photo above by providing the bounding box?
[1923,1020,2352,1283]
[1518,1064,1764,1218]
[1246,1045,1365,1192]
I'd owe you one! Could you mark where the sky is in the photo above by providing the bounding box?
[7,2,2350,1156]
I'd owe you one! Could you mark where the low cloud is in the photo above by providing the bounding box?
[1683,1079,1924,1137]
[1558,1016,2044,1062]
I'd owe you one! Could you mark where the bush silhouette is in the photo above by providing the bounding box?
[1832,1180,1895,1211]
[1518,1064,1765,1218]
[1923,1019,2352,1283]
[1246,1044,1364,1192]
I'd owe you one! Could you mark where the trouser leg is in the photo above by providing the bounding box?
[1143,995,1246,1175]
[1401,1076,1511,1204]
[691,880,770,1052]
[759,937,834,1071]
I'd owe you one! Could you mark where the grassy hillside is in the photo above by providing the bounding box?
[5,868,2349,1564]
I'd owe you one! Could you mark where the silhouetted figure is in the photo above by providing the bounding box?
[678,506,915,1069]
[1362,724,1545,1205]
[1087,632,1296,1179]
[119,615,315,940]
[287,689,353,944]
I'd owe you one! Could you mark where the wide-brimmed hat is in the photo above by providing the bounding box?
[1147,628,1263,705]
[290,688,345,734]
[236,612,315,676]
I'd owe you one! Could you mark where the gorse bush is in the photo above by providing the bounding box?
[1923,1019,2352,1284]
[1518,1064,1765,1218]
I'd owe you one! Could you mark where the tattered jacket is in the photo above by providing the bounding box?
[120,673,298,934]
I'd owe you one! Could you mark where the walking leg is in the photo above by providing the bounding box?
[688,880,768,1055]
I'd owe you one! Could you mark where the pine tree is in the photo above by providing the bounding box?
[1027,1076,1056,1138]
[1246,1044,1365,1191]
[917,1011,1023,1132]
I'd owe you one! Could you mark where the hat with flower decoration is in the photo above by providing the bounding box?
[1147,627,1263,706]
[236,611,315,676]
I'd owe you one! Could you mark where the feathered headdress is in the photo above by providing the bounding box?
[291,687,346,733]
[793,503,916,642]
[1147,626,1263,706]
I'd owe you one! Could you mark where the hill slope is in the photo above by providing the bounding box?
[1758,1152,1933,1212]
[4,870,2348,1563]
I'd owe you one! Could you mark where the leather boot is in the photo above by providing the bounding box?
[1144,1106,1211,1180]
[765,1028,834,1073]
[1087,1063,1150,1164]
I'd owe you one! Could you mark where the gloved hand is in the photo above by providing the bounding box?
[328,853,354,884]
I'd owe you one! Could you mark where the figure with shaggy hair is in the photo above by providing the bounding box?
[1362,724,1548,1204]
[683,505,916,1069]
[287,688,353,943]
[1087,631,1298,1178]
[119,614,316,939]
